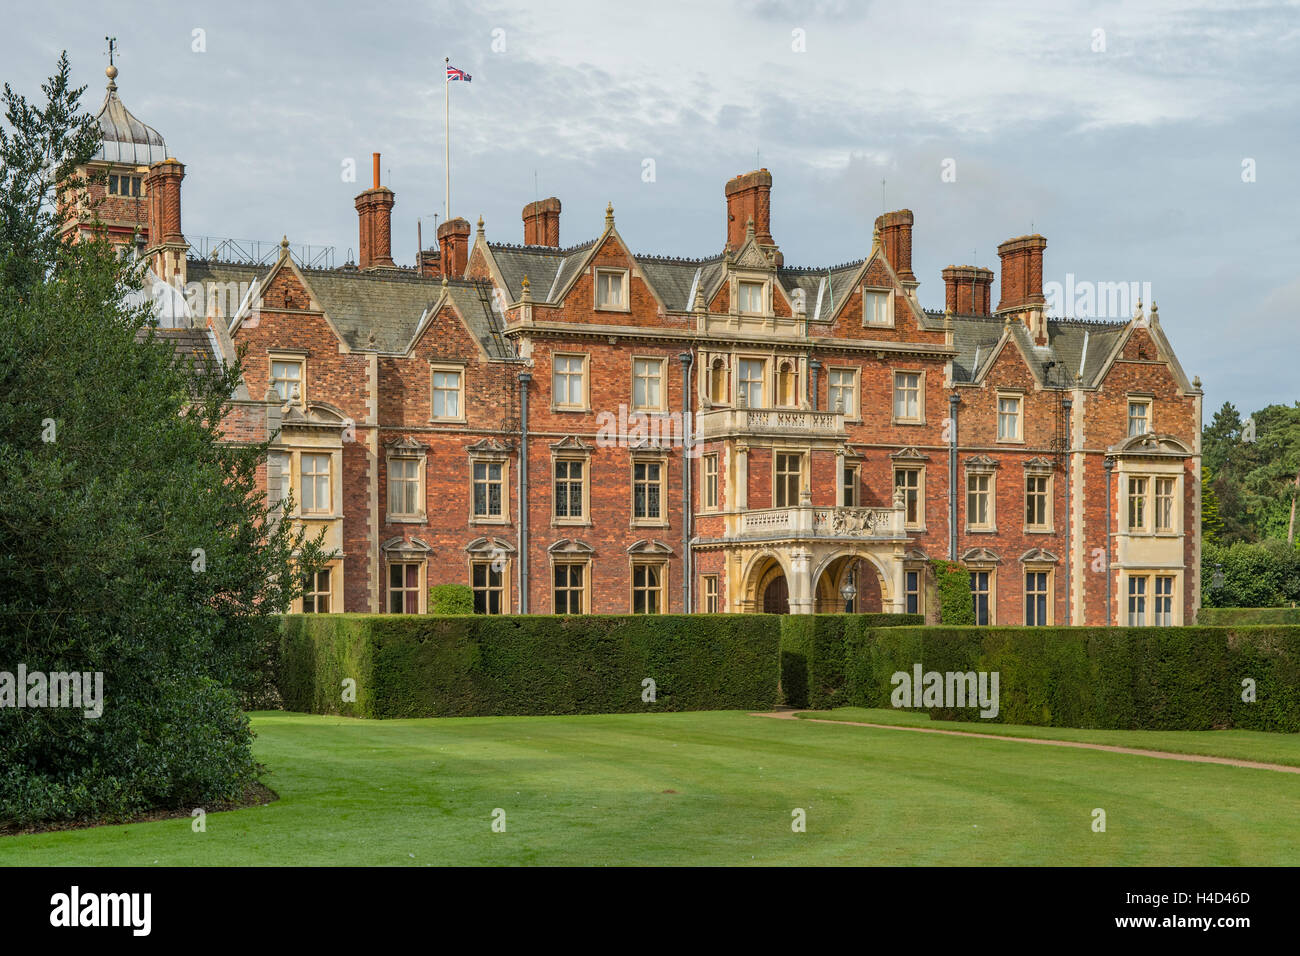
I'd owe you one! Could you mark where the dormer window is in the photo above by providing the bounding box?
[738,280,765,314]
[595,268,628,310]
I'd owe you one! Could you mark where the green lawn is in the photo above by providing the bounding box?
[3,710,1298,866]
[796,707,1300,768]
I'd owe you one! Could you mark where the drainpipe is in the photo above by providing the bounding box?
[679,351,694,612]
[1062,397,1072,625]
[809,357,821,411]
[1103,455,1113,625]
[517,370,532,614]
[948,393,959,560]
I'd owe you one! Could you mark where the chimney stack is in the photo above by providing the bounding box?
[354,152,396,270]
[941,265,994,316]
[874,210,915,282]
[522,197,561,247]
[437,217,471,279]
[996,234,1047,313]
[417,247,441,278]
[725,169,774,251]
[143,158,187,284]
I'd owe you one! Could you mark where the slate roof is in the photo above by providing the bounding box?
[936,310,1129,387]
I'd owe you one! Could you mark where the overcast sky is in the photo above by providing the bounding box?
[12,0,1299,416]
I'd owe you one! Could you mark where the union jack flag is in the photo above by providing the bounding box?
[446,65,471,82]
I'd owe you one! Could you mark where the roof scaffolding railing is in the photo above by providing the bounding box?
[189,236,335,271]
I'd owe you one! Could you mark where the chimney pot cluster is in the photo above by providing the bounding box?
[354,151,396,270]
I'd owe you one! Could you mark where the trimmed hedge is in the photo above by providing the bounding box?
[1199,607,1300,626]
[822,625,1300,732]
[779,613,924,708]
[430,584,475,614]
[931,560,975,625]
[279,614,780,718]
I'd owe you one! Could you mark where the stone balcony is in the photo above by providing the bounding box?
[694,405,845,440]
[721,501,906,542]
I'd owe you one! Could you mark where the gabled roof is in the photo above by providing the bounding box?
[942,310,1131,388]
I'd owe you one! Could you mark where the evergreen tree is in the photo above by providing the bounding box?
[0,55,328,826]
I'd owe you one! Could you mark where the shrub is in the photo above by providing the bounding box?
[430,583,475,615]
[1199,607,1300,625]
[931,560,975,625]
[280,614,780,717]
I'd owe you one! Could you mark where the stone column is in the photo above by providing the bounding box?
[788,549,814,614]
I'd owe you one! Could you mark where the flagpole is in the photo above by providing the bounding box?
[444,57,450,222]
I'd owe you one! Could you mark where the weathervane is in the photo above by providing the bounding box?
[106,36,117,67]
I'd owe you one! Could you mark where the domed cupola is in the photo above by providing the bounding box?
[93,64,167,165]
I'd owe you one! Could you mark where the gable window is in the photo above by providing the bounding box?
[738,358,765,408]
[966,473,993,530]
[1127,477,1148,531]
[270,358,304,404]
[828,368,857,417]
[472,461,504,519]
[302,568,331,613]
[472,561,506,614]
[997,394,1023,441]
[775,453,802,508]
[631,562,666,614]
[1025,474,1051,530]
[553,563,587,614]
[708,358,729,404]
[1128,399,1152,436]
[595,269,628,310]
[864,289,893,326]
[388,563,421,613]
[301,453,331,514]
[553,354,588,410]
[554,459,586,521]
[431,367,464,420]
[895,467,922,528]
[1025,570,1050,626]
[970,570,993,626]
[776,360,797,407]
[738,280,765,314]
[632,357,665,411]
[893,371,922,423]
[632,460,664,523]
[702,454,719,510]
[843,464,860,507]
[388,457,422,518]
[701,575,719,613]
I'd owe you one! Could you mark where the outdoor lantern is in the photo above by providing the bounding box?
[840,574,857,606]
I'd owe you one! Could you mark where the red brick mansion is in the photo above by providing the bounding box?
[70,66,1204,625]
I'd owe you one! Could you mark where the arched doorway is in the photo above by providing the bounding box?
[813,554,886,613]
[763,574,790,614]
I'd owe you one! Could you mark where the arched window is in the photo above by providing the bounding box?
[709,358,728,404]
[777,360,797,407]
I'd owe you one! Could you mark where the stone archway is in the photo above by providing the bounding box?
[762,574,790,614]
[812,551,891,613]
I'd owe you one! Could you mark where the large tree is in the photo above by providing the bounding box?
[0,55,327,826]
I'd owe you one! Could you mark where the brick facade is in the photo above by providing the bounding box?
[85,72,1202,624]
